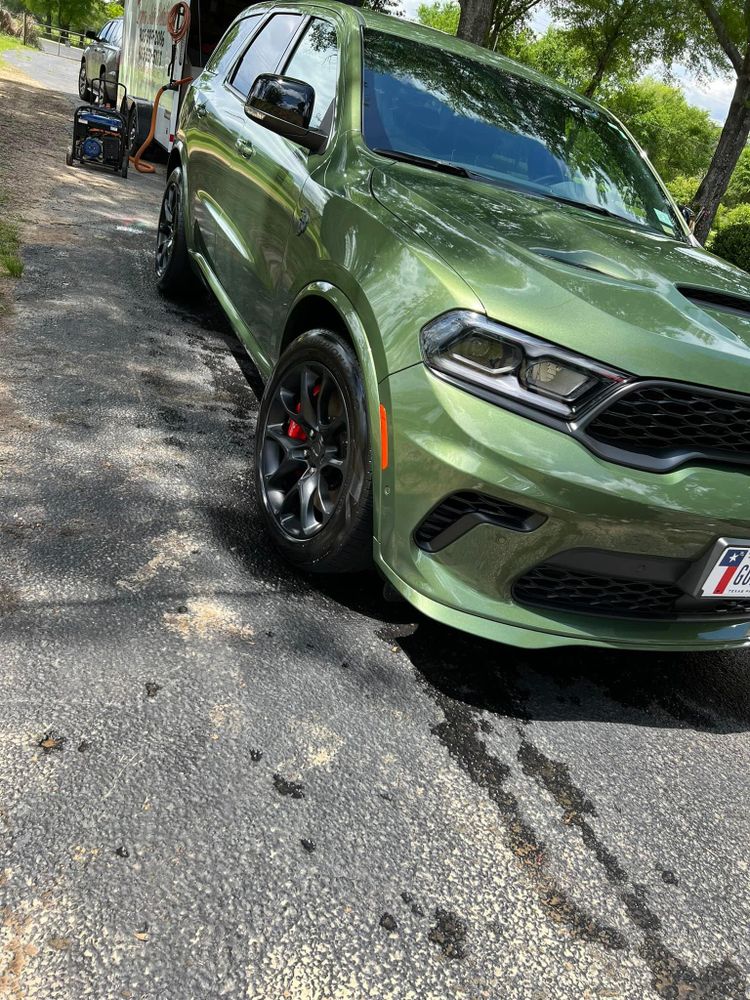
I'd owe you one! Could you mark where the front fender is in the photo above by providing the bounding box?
[286,281,389,544]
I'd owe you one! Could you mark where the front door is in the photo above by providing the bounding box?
[204,11,306,369]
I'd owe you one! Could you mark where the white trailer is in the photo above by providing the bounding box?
[119,0,248,153]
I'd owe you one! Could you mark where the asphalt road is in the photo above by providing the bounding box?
[1,50,749,1000]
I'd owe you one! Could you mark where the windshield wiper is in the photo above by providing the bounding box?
[372,147,472,178]
[536,191,638,224]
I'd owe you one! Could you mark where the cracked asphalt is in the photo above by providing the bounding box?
[1,49,749,1000]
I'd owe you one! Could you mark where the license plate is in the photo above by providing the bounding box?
[699,542,750,598]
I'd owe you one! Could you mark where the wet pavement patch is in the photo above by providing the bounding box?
[249,749,263,763]
[379,912,398,933]
[273,774,304,799]
[77,740,91,753]
[115,846,130,858]
[300,838,316,853]
[145,682,161,698]
[428,908,467,960]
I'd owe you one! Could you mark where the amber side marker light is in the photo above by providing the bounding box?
[379,404,389,470]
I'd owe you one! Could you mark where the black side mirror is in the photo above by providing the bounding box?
[85,29,97,40]
[244,73,325,153]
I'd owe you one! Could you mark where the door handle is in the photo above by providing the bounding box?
[235,137,254,158]
[194,100,208,118]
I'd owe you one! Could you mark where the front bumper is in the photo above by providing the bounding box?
[376,363,750,650]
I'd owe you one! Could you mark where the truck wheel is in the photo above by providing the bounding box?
[155,167,193,297]
[78,61,90,101]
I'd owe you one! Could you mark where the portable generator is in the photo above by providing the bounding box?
[66,82,129,178]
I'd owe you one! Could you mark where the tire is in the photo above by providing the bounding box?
[155,166,193,297]
[78,61,90,101]
[65,150,73,167]
[120,152,128,178]
[254,330,373,574]
[127,105,140,156]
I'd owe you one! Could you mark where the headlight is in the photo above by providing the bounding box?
[421,311,628,421]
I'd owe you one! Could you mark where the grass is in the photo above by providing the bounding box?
[0,32,28,55]
[0,195,23,279]
[0,34,25,280]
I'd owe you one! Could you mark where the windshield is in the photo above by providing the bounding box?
[362,29,683,239]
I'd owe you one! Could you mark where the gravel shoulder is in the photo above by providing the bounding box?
[0,54,749,1000]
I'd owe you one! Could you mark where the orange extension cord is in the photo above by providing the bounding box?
[130,1,192,173]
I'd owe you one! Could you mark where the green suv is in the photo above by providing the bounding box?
[155,0,750,650]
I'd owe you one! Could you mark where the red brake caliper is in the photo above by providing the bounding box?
[287,383,320,441]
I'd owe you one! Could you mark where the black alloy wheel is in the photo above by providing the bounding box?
[255,330,373,573]
[155,179,178,277]
[261,361,349,538]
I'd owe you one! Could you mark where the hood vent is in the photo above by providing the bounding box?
[678,285,750,319]
[531,248,635,281]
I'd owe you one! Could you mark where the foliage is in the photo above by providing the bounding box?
[721,146,750,208]
[666,174,702,207]
[605,78,718,182]
[21,0,112,31]
[363,0,401,14]
[417,1,459,35]
[0,197,22,278]
[714,202,750,230]
[0,5,41,45]
[547,0,703,98]
[710,221,750,271]
[509,26,592,90]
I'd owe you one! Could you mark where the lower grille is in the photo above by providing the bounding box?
[415,491,545,553]
[514,562,750,621]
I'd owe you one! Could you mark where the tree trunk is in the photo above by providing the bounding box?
[693,72,750,243]
[457,0,493,45]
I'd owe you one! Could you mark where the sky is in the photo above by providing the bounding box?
[398,0,736,124]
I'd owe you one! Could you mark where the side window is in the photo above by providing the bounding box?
[110,20,122,44]
[282,18,338,132]
[230,13,302,98]
[205,14,262,76]
[98,21,112,42]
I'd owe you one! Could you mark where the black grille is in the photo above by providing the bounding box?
[415,491,545,552]
[514,563,750,621]
[585,383,750,467]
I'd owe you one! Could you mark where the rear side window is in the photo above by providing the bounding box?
[282,18,338,131]
[205,14,263,76]
[98,21,112,41]
[109,20,122,44]
[230,13,302,97]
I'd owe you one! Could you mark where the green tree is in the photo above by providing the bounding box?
[24,0,98,31]
[605,78,718,182]
[510,26,592,90]
[668,1,750,242]
[417,1,460,34]
[718,142,750,209]
[455,0,542,48]
[548,0,699,99]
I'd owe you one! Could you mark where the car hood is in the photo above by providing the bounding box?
[371,166,750,394]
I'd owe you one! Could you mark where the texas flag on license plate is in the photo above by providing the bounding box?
[701,547,750,597]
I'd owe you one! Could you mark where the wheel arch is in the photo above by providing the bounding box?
[281,282,386,535]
